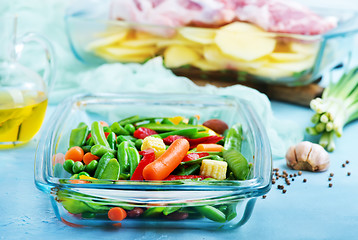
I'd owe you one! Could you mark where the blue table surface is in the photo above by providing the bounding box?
[1,101,357,240]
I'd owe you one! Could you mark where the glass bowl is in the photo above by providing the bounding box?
[34,93,271,229]
[65,0,358,86]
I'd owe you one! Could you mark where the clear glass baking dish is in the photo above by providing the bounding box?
[34,93,271,229]
[65,0,358,86]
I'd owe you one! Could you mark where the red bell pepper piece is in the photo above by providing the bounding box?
[163,135,188,145]
[130,149,156,180]
[133,127,158,139]
[188,136,224,149]
[182,152,210,162]
[86,132,110,141]
[163,175,211,181]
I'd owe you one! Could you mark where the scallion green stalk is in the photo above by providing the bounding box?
[307,67,358,151]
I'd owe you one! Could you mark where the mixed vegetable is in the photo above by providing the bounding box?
[54,115,251,225]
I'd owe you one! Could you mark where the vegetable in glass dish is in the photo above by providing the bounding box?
[56,115,251,225]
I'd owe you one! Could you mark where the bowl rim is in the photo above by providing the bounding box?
[35,93,272,200]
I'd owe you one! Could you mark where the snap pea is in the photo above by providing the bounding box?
[69,122,89,148]
[126,146,140,177]
[142,207,165,218]
[93,152,114,178]
[177,164,200,175]
[188,116,198,125]
[224,123,243,151]
[90,144,116,157]
[163,207,181,216]
[194,206,226,223]
[91,121,111,149]
[107,132,117,150]
[97,158,120,180]
[78,171,90,177]
[124,124,136,135]
[72,161,85,174]
[161,118,174,125]
[225,203,238,221]
[110,122,129,135]
[117,141,130,174]
[157,128,198,139]
[139,123,205,132]
[63,159,74,174]
[223,149,249,180]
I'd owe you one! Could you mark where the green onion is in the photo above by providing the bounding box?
[307,67,358,152]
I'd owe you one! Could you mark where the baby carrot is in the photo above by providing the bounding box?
[142,138,190,180]
[108,207,127,221]
[82,152,100,165]
[65,146,84,162]
[196,143,223,152]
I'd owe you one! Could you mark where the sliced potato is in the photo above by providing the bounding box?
[164,45,200,68]
[104,46,157,56]
[219,22,267,33]
[179,27,217,44]
[121,37,165,47]
[215,29,276,61]
[86,30,129,51]
[269,56,315,72]
[203,45,266,71]
[250,66,293,79]
[191,59,222,71]
[269,52,308,62]
[290,42,320,55]
[94,49,151,63]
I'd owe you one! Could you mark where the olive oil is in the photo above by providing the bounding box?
[0,90,48,148]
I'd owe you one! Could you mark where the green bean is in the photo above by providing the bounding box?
[81,212,96,219]
[157,128,198,139]
[194,206,226,223]
[90,144,116,157]
[223,149,249,180]
[72,161,85,174]
[91,121,111,148]
[117,135,137,146]
[69,122,89,148]
[124,124,136,134]
[110,122,129,135]
[103,126,112,133]
[85,137,94,146]
[63,159,74,174]
[139,123,205,132]
[177,164,200,175]
[191,132,211,139]
[107,132,117,150]
[180,155,223,166]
